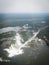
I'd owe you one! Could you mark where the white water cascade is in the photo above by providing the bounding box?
[4,33,24,57]
[4,30,40,57]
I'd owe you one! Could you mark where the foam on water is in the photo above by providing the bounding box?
[4,33,24,57]
[4,30,40,57]
[0,26,22,34]
[3,25,49,58]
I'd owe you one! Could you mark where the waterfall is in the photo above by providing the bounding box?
[4,30,40,57]
[4,33,24,57]
[4,25,49,58]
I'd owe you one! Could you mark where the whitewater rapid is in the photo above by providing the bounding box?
[4,30,41,57]
[4,33,24,57]
[2,25,49,58]
[0,26,22,34]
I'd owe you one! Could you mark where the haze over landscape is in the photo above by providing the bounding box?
[0,0,49,13]
[0,0,49,65]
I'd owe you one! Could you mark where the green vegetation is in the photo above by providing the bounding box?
[37,27,49,39]
[19,31,28,41]
[19,31,32,42]
[37,27,49,46]
[0,31,16,39]
[11,40,16,44]
[0,40,3,45]
[0,31,16,48]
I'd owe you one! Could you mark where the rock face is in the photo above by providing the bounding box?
[37,26,49,46]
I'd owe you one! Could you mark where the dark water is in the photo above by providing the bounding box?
[9,42,49,65]
[0,47,49,65]
[0,37,49,65]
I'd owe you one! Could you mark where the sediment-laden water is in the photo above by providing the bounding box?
[0,26,49,65]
